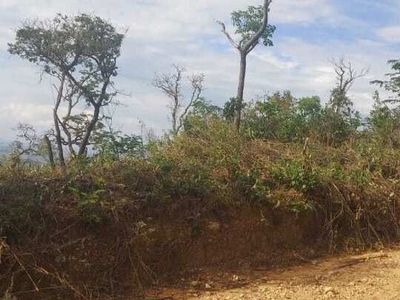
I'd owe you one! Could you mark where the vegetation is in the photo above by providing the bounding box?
[2,2,400,299]
[8,14,125,168]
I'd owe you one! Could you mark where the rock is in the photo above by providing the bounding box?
[147,228,156,234]
[232,275,240,282]
[205,283,212,289]
[324,286,337,295]
[136,221,147,229]
[190,280,199,287]
[208,221,221,231]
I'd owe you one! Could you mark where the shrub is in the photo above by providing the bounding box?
[270,159,319,192]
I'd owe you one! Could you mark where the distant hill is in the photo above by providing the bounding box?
[0,140,10,156]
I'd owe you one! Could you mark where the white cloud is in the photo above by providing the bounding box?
[0,0,398,140]
[377,26,400,43]
[272,0,334,24]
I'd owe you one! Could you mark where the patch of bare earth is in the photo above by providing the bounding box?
[145,247,400,300]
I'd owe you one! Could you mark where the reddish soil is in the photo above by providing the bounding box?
[1,202,323,299]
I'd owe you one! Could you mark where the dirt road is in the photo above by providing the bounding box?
[146,248,400,300]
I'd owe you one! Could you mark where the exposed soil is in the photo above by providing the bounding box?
[145,247,400,300]
[2,198,398,300]
[0,202,324,300]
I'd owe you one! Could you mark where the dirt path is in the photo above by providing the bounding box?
[145,248,400,300]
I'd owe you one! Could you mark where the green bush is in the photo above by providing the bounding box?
[270,159,319,192]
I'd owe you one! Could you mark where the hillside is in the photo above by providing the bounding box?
[0,141,9,156]
[1,123,400,299]
[2,2,400,300]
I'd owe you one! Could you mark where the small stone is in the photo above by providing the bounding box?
[208,221,221,231]
[205,283,212,289]
[324,287,336,294]
[232,275,240,282]
[136,221,147,229]
[147,228,156,234]
[190,280,199,287]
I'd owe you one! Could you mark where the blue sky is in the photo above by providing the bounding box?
[0,0,400,140]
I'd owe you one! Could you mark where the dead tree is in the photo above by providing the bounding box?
[153,65,204,136]
[329,57,369,115]
[325,57,369,146]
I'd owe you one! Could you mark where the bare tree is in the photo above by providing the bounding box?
[9,124,55,168]
[322,58,369,146]
[153,65,204,136]
[218,0,275,131]
[329,57,369,115]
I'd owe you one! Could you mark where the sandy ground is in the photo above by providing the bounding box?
[145,248,400,300]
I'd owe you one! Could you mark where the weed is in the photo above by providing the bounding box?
[271,159,319,192]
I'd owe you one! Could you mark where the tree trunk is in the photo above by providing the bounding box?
[44,135,55,169]
[78,79,110,157]
[234,51,247,131]
[172,98,178,137]
[54,74,66,169]
[78,104,101,156]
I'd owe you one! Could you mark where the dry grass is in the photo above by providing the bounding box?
[1,122,400,298]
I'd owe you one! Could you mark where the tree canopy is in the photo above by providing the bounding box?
[8,14,125,165]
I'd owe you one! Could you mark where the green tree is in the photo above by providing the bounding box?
[243,91,298,141]
[218,0,276,131]
[370,59,400,147]
[93,128,143,159]
[8,14,125,167]
[372,59,400,103]
[295,96,322,140]
[9,124,55,168]
[223,97,245,122]
[368,91,400,148]
[183,98,222,133]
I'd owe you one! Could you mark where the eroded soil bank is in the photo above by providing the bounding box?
[1,201,326,299]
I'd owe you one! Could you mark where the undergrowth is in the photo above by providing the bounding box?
[1,120,400,299]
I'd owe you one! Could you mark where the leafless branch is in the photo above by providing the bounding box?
[330,57,369,93]
[177,73,204,133]
[216,20,239,49]
[153,65,204,136]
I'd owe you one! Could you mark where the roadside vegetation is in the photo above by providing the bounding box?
[1,2,400,299]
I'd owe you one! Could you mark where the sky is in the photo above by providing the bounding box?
[1,0,400,141]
